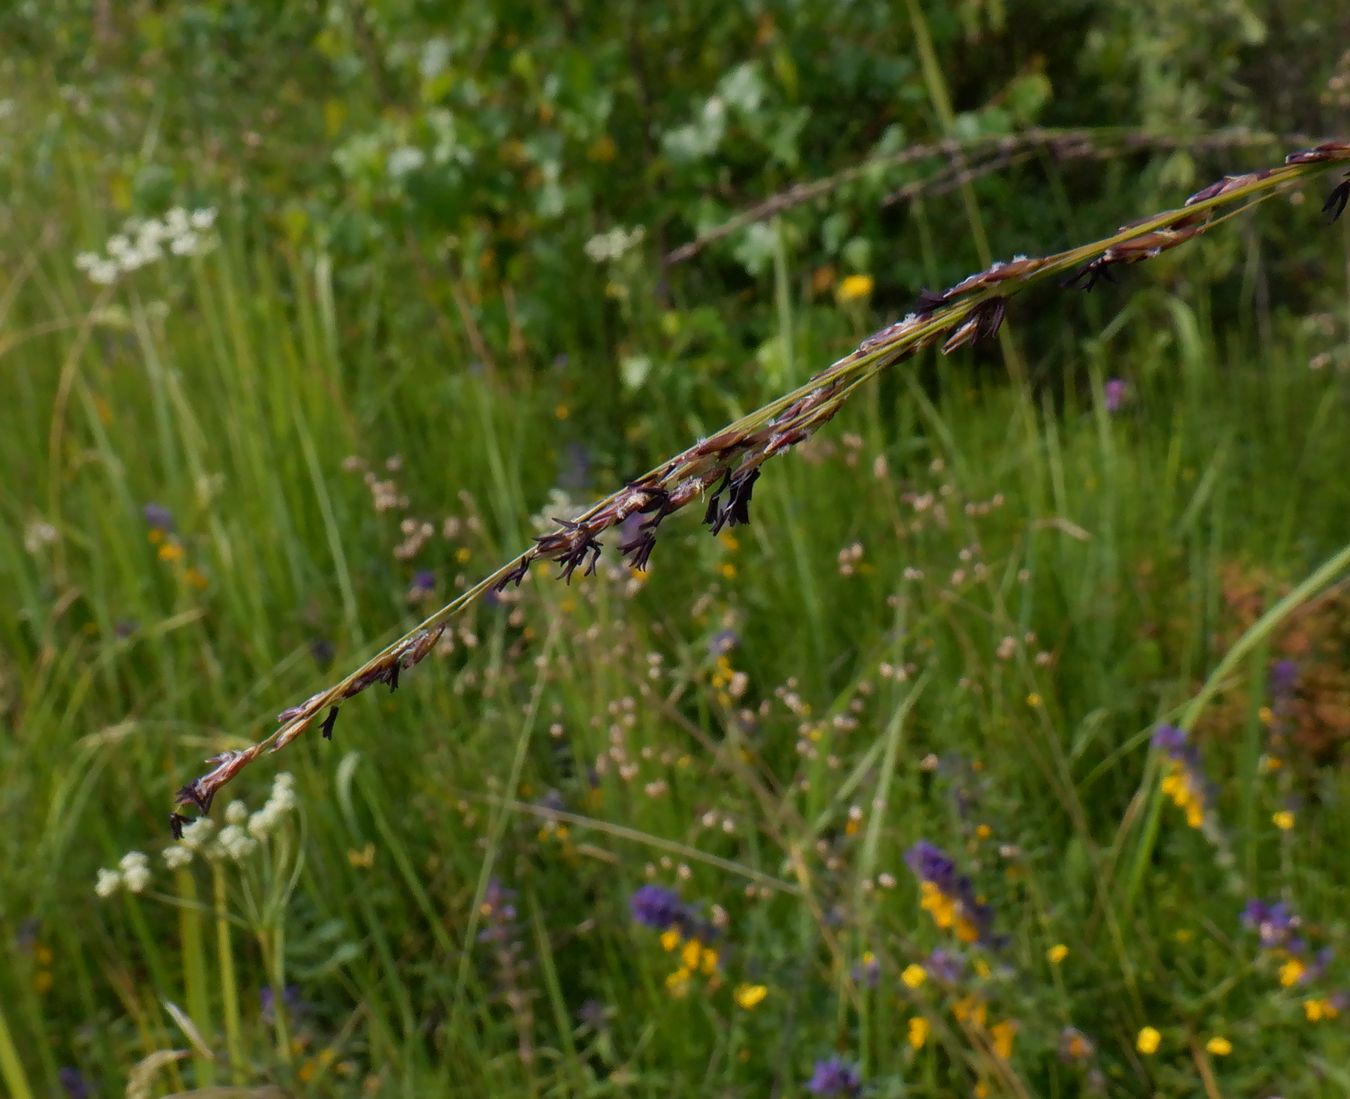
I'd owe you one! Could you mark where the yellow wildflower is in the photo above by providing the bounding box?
[975,823,992,840]
[681,939,704,973]
[953,996,987,1027]
[1026,692,1042,708]
[836,274,874,303]
[157,542,184,562]
[660,928,682,952]
[1304,997,1340,1022]
[901,963,927,990]
[1047,944,1069,965]
[1060,1028,1093,1060]
[665,967,690,998]
[700,947,719,976]
[1160,762,1205,828]
[734,983,767,1010]
[991,1019,1017,1059]
[1272,810,1295,831]
[920,881,957,931]
[1279,957,1306,988]
[907,1016,929,1050]
[1136,1026,1161,1055]
[1205,1036,1232,1056]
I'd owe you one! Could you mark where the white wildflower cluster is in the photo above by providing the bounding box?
[121,851,152,892]
[97,776,300,899]
[160,814,215,870]
[75,207,218,286]
[212,823,258,862]
[94,851,152,898]
[23,518,59,555]
[583,224,646,264]
[246,773,298,841]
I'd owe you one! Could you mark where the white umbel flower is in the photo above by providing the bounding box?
[214,824,257,862]
[162,845,194,870]
[119,851,152,893]
[95,868,122,898]
[75,205,219,285]
[248,773,299,838]
[178,816,216,851]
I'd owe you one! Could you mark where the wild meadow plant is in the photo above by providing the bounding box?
[17,133,1349,1096]
[170,139,1350,821]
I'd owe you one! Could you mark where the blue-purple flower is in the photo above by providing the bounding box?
[630,884,690,931]
[57,1067,92,1099]
[1242,899,1301,951]
[806,1056,862,1097]
[1103,378,1129,413]
[924,948,966,984]
[1269,659,1299,701]
[142,502,175,531]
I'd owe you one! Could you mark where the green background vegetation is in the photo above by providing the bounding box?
[2,2,1349,1095]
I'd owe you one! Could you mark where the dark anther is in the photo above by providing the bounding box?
[386,662,400,693]
[708,468,761,534]
[723,468,761,529]
[620,529,658,571]
[702,469,732,527]
[976,297,1007,341]
[912,288,948,315]
[620,488,674,572]
[176,781,213,815]
[169,812,191,840]
[493,558,531,592]
[1062,258,1118,292]
[1324,176,1350,223]
[321,706,340,741]
[554,535,603,582]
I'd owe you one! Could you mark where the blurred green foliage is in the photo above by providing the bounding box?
[2,3,1350,1096]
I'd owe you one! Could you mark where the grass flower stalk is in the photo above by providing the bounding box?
[170,140,1350,823]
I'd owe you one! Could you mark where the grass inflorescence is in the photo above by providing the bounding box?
[172,139,1350,826]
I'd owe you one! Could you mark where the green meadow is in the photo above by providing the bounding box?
[2,5,1349,1097]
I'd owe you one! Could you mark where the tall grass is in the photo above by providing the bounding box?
[3,106,1350,1098]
